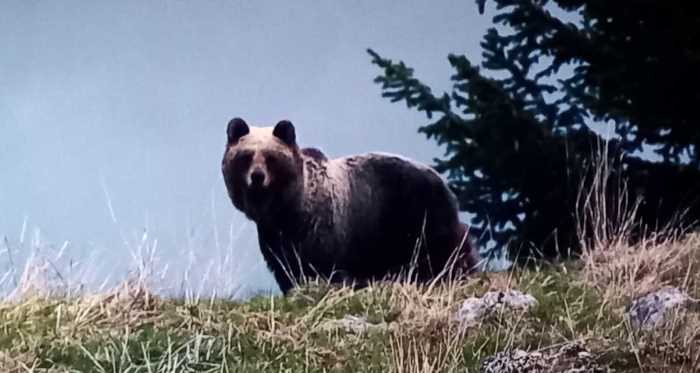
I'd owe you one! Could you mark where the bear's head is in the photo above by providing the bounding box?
[222,118,304,223]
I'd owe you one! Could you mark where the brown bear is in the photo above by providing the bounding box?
[221,118,479,294]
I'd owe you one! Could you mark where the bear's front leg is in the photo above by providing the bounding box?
[257,227,296,295]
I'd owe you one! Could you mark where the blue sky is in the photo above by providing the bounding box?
[0,1,492,296]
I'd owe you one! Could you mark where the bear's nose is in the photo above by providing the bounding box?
[250,169,266,187]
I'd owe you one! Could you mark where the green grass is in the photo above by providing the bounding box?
[1,232,700,372]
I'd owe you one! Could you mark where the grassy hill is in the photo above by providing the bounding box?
[1,232,699,372]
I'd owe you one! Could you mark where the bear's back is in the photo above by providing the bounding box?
[321,152,462,277]
[342,152,456,212]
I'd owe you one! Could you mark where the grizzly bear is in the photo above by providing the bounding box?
[221,118,479,294]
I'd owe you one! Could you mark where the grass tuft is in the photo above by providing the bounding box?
[0,239,697,372]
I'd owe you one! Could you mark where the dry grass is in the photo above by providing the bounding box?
[0,261,618,372]
[0,241,699,372]
[581,233,700,301]
[573,141,700,371]
[576,142,700,301]
[574,230,700,372]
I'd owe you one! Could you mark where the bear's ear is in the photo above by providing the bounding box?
[273,120,296,146]
[227,117,249,143]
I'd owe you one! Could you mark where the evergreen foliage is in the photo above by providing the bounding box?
[369,0,700,260]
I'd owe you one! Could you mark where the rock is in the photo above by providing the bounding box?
[627,287,689,330]
[319,315,386,334]
[481,343,607,373]
[455,290,538,326]
[481,349,547,372]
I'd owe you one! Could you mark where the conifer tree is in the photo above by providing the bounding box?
[369,0,700,261]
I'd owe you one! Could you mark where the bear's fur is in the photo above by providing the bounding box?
[221,118,479,294]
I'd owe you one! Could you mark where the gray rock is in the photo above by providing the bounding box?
[481,343,607,373]
[319,315,386,334]
[455,290,538,326]
[627,287,689,330]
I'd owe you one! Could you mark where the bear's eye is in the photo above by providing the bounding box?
[233,152,253,167]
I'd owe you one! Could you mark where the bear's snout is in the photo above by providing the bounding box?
[249,168,267,188]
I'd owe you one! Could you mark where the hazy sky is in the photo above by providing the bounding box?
[0,1,491,296]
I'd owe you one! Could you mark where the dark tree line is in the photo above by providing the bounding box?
[369,0,700,261]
